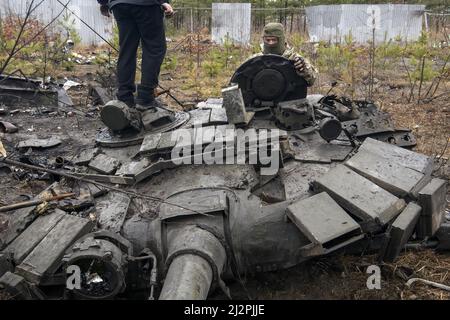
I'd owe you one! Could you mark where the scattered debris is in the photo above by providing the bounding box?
[0,75,58,108]
[292,133,353,163]
[0,253,13,277]
[95,191,131,233]
[406,278,450,292]
[0,139,6,157]
[17,137,62,149]
[56,86,74,109]
[34,201,56,216]
[0,193,75,213]
[58,189,94,213]
[435,223,450,251]
[88,153,121,175]
[197,98,223,109]
[54,156,72,169]
[0,121,18,133]
[0,271,44,300]
[70,52,94,65]
[88,85,114,106]
[63,80,82,91]
[73,148,100,166]
[0,182,63,250]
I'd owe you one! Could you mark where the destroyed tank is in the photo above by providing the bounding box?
[0,55,447,300]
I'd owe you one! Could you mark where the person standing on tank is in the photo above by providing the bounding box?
[97,0,174,110]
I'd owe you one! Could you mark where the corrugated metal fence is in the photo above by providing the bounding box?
[0,0,114,45]
[305,4,426,44]
[171,7,309,37]
[0,2,444,45]
[211,3,251,45]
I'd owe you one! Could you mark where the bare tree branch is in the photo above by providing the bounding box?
[0,0,71,75]
[0,0,37,74]
[13,1,72,56]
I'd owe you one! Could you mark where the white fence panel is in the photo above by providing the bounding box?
[306,4,425,44]
[0,0,114,45]
[212,3,251,45]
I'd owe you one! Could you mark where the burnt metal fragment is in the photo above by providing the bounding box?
[17,137,62,149]
[382,202,422,262]
[88,154,121,175]
[0,121,18,134]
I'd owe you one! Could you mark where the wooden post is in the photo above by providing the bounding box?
[417,55,426,104]
[303,15,307,36]
[190,8,193,34]
[290,11,294,34]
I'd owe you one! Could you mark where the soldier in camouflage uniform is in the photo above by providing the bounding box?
[251,22,318,86]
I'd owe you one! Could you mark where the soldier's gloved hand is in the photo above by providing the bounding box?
[100,4,110,17]
[293,56,306,73]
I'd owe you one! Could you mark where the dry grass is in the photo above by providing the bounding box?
[394,251,450,299]
[213,250,450,300]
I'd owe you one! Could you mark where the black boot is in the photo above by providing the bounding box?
[136,84,162,111]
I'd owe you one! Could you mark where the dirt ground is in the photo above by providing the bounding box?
[0,42,449,300]
[211,250,450,300]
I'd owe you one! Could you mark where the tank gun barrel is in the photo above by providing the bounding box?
[159,226,227,300]
[159,254,214,300]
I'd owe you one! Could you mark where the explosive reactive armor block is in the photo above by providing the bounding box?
[287,192,363,256]
[356,138,433,175]
[314,164,406,232]
[222,85,254,125]
[16,214,94,284]
[416,178,447,238]
[5,210,66,264]
[345,139,432,198]
[0,271,44,299]
[383,202,422,262]
[436,223,450,251]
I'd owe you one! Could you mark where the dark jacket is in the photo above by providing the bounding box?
[97,0,169,7]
